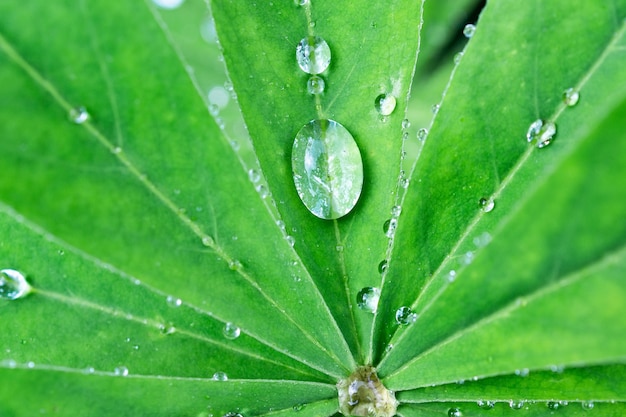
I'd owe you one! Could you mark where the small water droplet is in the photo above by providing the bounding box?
[401,119,411,129]
[307,75,325,94]
[228,260,242,271]
[223,322,241,340]
[255,184,269,199]
[292,403,306,412]
[374,93,396,116]
[248,169,261,183]
[526,119,556,148]
[447,270,457,282]
[166,295,182,307]
[26,361,35,368]
[547,401,562,410]
[395,306,417,325]
[159,324,176,335]
[563,88,579,107]
[391,205,402,218]
[378,260,388,274]
[208,86,230,110]
[292,119,363,219]
[335,245,344,252]
[581,401,594,410]
[152,0,185,9]
[454,51,464,64]
[212,371,228,381]
[515,368,529,377]
[114,366,129,377]
[356,287,381,314]
[294,0,309,5]
[448,407,462,417]
[0,269,31,300]
[477,400,495,410]
[296,36,331,74]
[113,146,122,154]
[276,220,286,231]
[463,24,476,38]
[509,400,524,410]
[417,128,428,141]
[285,235,296,247]
[84,367,96,374]
[383,218,397,238]
[223,413,243,417]
[432,104,440,114]
[462,251,474,265]
[479,197,495,213]
[201,236,213,247]
[68,106,90,124]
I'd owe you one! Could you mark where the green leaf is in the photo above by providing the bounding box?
[374,0,626,389]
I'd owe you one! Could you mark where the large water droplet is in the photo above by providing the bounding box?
[296,36,331,74]
[395,306,417,325]
[526,119,556,148]
[307,76,325,95]
[292,119,363,219]
[0,269,31,300]
[356,287,381,313]
[374,94,396,116]
[463,24,476,38]
[223,322,241,340]
[68,106,90,124]
[563,88,580,107]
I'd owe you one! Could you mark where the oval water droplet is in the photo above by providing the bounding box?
[292,119,363,219]
[448,407,463,417]
[223,322,241,340]
[285,235,296,247]
[212,371,228,381]
[417,128,428,141]
[248,169,261,183]
[296,36,331,74]
[374,94,396,116]
[114,366,129,377]
[391,205,402,218]
[228,260,242,271]
[395,306,417,325]
[307,76,325,95]
[473,232,492,248]
[378,260,388,274]
[547,401,562,410]
[526,119,556,148]
[68,106,90,124]
[383,218,397,238]
[509,400,524,410]
[447,270,457,282]
[479,197,495,213]
[0,269,31,300]
[477,400,495,410]
[463,24,476,38]
[292,403,306,412]
[356,287,381,314]
[401,119,411,129]
[581,401,594,410]
[562,88,579,107]
[294,0,309,5]
[454,51,464,64]
[432,104,440,114]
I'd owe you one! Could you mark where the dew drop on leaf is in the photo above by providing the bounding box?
[68,106,89,124]
[383,218,397,238]
[0,269,31,300]
[509,400,524,410]
[212,371,228,381]
[223,413,243,417]
[454,51,464,64]
[401,119,411,129]
[223,322,241,340]
[292,119,363,219]
[166,295,182,307]
[479,197,495,213]
[463,23,476,38]
[294,0,309,5]
[285,235,296,247]
[307,75,325,94]
[113,366,129,377]
[477,400,495,410]
[526,119,556,148]
[296,36,331,74]
[391,205,402,218]
[248,169,261,183]
[395,306,417,325]
[581,401,595,410]
[448,407,463,417]
[417,127,428,141]
[356,287,380,313]
[378,260,388,274]
[563,88,580,107]
[432,104,440,114]
[374,93,396,116]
